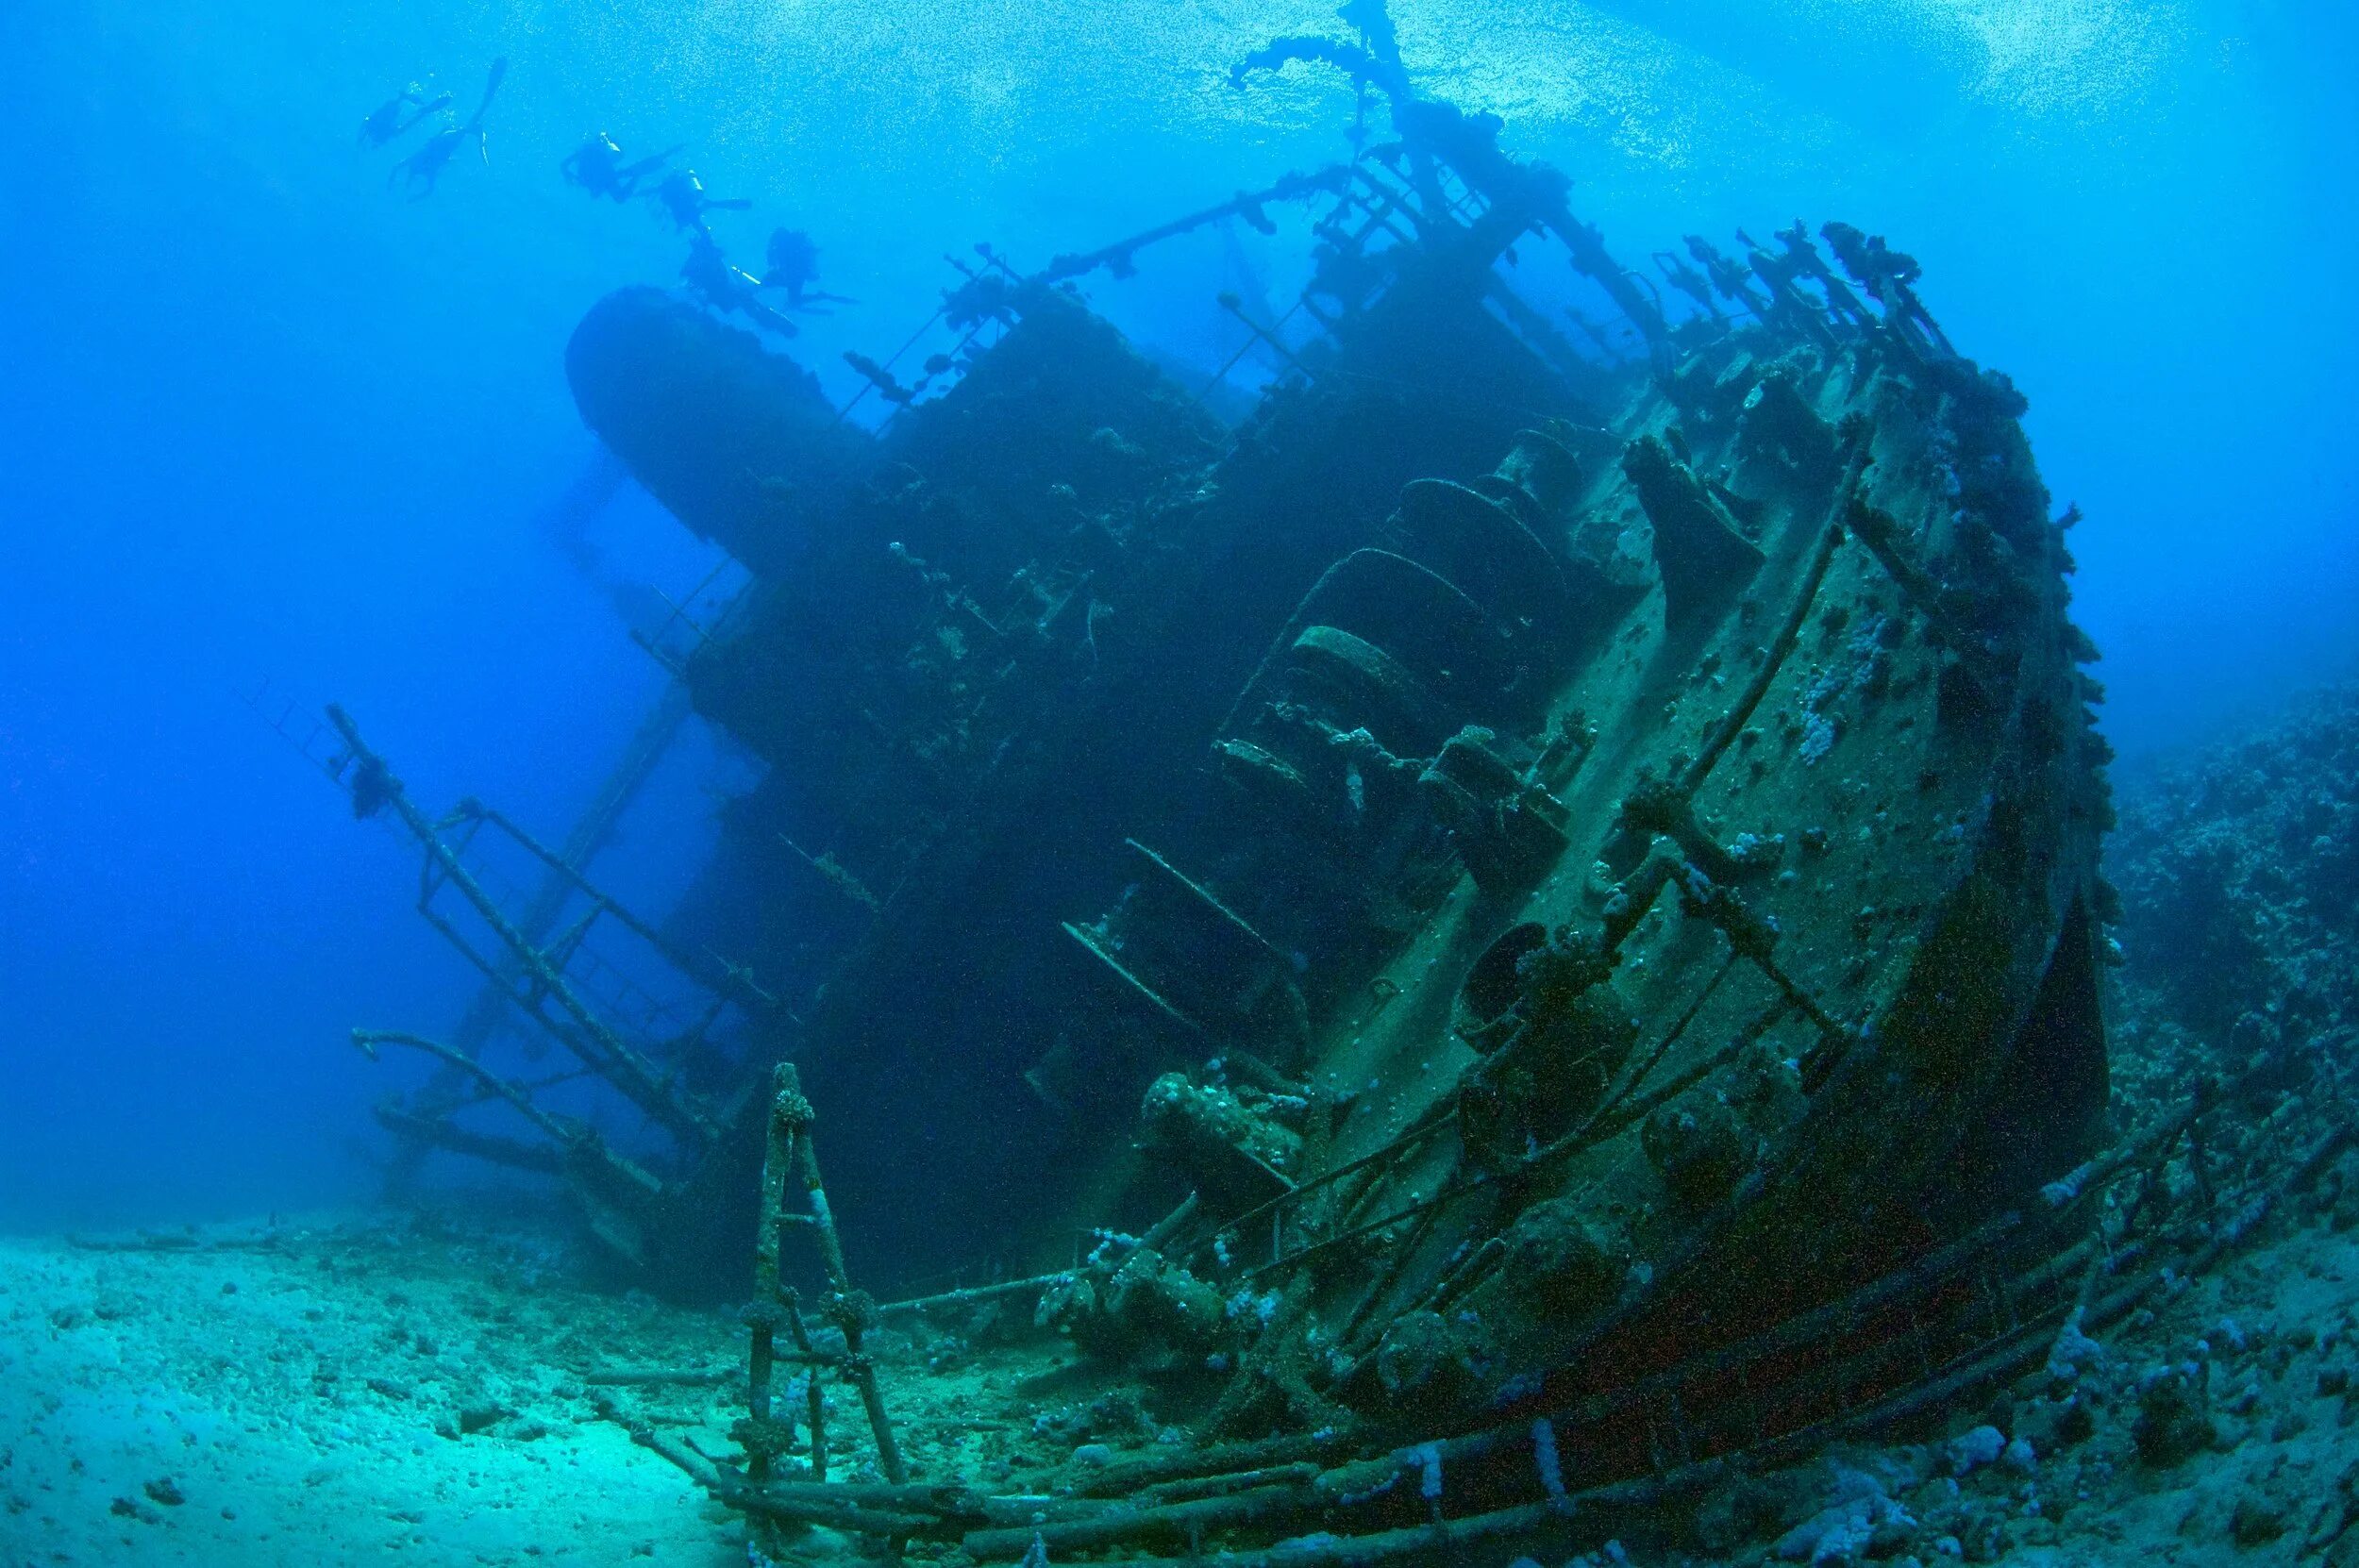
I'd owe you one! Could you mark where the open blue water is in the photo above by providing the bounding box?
[2,0,2352,1226]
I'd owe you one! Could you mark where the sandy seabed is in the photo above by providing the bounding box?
[14,1197,2359,1566]
[0,1214,744,1567]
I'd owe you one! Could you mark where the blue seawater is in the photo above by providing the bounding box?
[0,4,2352,1556]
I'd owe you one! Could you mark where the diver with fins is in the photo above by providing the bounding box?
[388,57,509,198]
[560,133,688,203]
[758,226,856,310]
[359,84,453,148]
[650,168,753,236]
[682,231,799,340]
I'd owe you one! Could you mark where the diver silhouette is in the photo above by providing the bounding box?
[359,85,453,149]
[649,169,752,236]
[683,231,799,340]
[560,133,687,204]
[761,227,820,304]
[387,57,509,199]
[757,227,856,310]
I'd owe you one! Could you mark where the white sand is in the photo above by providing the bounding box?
[11,1201,2359,1567]
[0,1216,744,1567]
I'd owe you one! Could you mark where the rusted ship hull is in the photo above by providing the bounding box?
[350,14,2121,1551]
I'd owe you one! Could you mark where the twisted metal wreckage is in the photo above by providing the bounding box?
[315,7,2345,1560]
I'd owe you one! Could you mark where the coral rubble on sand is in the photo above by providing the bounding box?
[0,1216,739,1566]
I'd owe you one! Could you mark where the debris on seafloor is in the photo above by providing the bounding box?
[311,4,2359,1562]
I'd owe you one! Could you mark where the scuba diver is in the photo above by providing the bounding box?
[559,133,686,204]
[682,231,799,340]
[649,168,752,236]
[387,57,508,199]
[758,226,856,309]
[359,84,453,148]
[761,226,819,304]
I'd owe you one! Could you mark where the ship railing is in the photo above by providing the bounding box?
[628,555,754,677]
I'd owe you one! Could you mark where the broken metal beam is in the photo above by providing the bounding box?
[326,705,718,1150]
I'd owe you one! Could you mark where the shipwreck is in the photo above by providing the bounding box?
[299,8,2282,1561]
